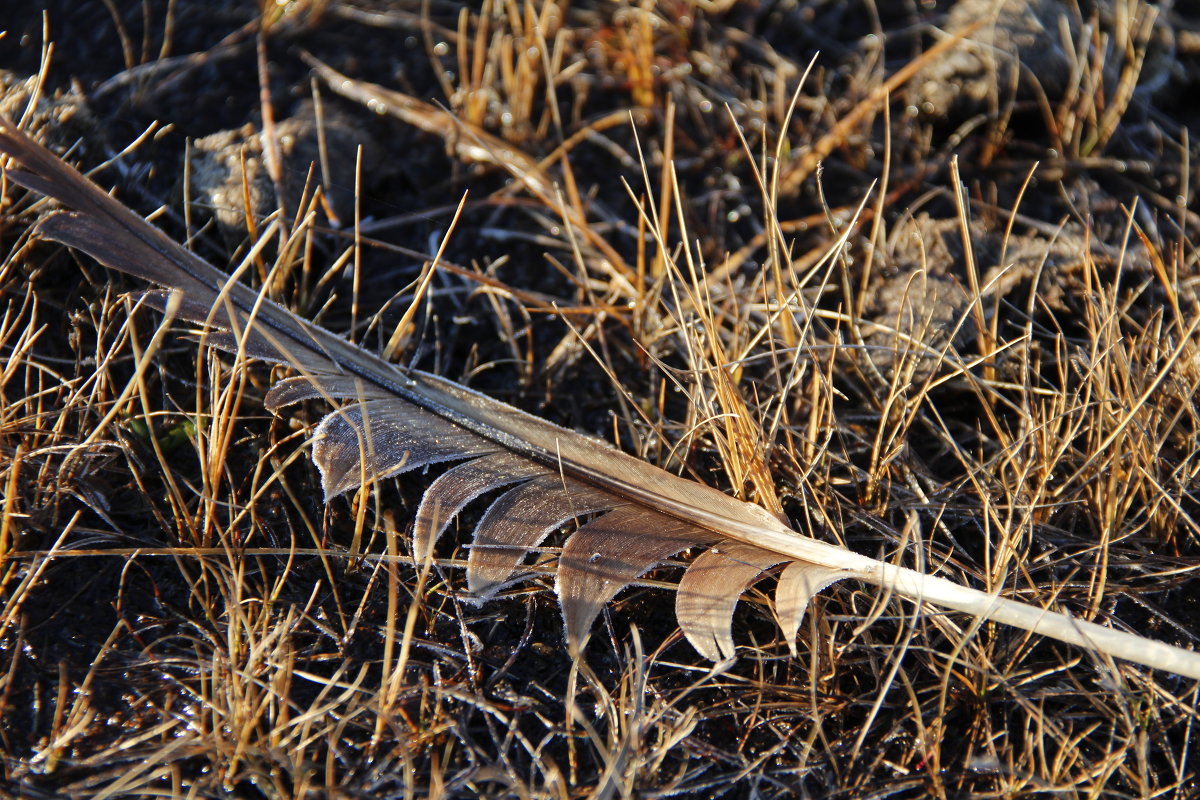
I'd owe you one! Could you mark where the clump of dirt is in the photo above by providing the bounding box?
[0,70,97,153]
[190,97,385,236]
[912,0,1177,119]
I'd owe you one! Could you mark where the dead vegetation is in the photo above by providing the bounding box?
[1,0,1199,797]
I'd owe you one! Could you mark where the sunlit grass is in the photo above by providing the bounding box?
[1,0,1197,797]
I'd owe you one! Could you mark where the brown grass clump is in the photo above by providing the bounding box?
[1,1,1199,797]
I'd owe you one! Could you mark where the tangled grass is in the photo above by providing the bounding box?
[1,1,1199,796]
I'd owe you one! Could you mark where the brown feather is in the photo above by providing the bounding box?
[4,116,1200,677]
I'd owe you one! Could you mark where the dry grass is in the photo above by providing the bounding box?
[2,0,1199,797]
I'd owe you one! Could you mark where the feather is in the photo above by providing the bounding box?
[3,116,1200,680]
